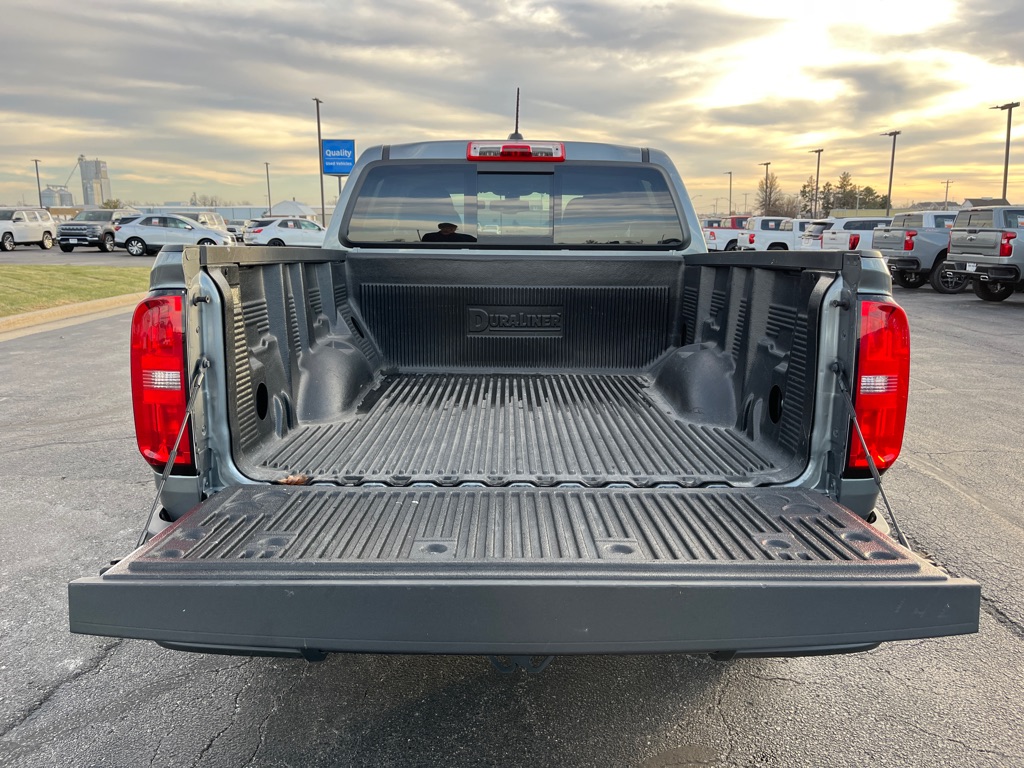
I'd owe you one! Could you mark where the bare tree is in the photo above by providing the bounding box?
[757,172,785,215]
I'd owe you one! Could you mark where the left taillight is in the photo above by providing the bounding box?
[845,299,910,475]
[114,225,122,231]
[130,294,194,472]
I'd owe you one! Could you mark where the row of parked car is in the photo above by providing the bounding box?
[701,205,1024,302]
[0,206,329,255]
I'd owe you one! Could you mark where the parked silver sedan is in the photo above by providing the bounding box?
[114,213,231,256]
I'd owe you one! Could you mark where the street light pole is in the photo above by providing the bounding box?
[313,97,326,225]
[264,162,272,213]
[809,148,823,217]
[723,171,732,214]
[881,131,901,217]
[31,159,42,208]
[742,192,749,213]
[758,162,771,214]
[990,102,1019,201]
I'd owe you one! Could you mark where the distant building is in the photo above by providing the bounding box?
[41,185,74,207]
[961,197,1011,207]
[79,156,112,206]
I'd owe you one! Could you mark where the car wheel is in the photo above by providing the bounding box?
[724,240,737,251]
[197,238,215,246]
[125,237,147,257]
[59,244,74,253]
[928,261,967,294]
[0,232,14,252]
[39,232,54,250]
[100,233,115,252]
[972,280,1014,302]
[892,270,926,289]
[268,238,285,246]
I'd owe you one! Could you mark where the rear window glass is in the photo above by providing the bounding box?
[345,162,686,248]
[760,218,782,230]
[844,219,889,230]
[891,214,921,227]
[1001,209,1024,228]
[953,210,994,228]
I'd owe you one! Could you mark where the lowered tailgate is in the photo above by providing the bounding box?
[69,485,979,656]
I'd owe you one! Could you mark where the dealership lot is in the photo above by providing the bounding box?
[0,287,1022,767]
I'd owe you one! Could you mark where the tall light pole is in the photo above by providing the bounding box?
[881,131,901,216]
[723,171,732,214]
[31,159,42,208]
[313,97,326,225]
[990,102,1019,201]
[809,148,823,217]
[264,162,272,213]
[941,179,954,211]
[742,192,749,213]
[758,162,771,214]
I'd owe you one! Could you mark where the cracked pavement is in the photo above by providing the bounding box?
[1,290,1023,767]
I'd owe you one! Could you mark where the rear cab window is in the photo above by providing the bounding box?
[344,161,688,248]
[953,210,994,228]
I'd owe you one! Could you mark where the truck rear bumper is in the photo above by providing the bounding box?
[942,261,1021,283]
[69,486,979,657]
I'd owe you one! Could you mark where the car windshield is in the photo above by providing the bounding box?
[72,211,114,222]
[346,162,686,248]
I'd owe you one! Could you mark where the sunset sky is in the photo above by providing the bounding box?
[1,0,1021,213]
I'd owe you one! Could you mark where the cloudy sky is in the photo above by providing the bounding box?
[2,0,1022,212]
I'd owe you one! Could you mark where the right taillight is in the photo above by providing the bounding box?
[999,231,1016,256]
[903,230,917,251]
[748,233,755,244]
[845,299,910,475]
[130,295,194,472]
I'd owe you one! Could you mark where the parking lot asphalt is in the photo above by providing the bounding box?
[0,245,155,268]
[0,286,1022,767]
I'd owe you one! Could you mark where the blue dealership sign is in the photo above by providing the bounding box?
[322,139,356,175]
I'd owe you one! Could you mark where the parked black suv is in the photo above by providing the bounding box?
[57,209,138,252]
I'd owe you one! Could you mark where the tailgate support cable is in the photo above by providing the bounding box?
[830,361,909,548]
[137,356,211,548]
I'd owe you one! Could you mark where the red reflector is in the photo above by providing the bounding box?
[846,300,910,475]
[999,231,1016,257]
[467,141,566,162]
[130,295,194,472]
[849,234,861,249]
[903,229,917,251]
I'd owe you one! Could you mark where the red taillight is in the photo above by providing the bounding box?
[114,225,122,231]
[709,231,716,240]
[999,231,1016,257]
[467,141,566,162]
[902,229,917,251]
[253,228,263,234]
[748,233,756,244]
[845,300,910,475]
[849,234,861,249]
[130,295,194,472]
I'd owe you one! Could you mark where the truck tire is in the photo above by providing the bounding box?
[1,232,14,251]
[892,270,926,289]
[972,280,1014,302]
[767,244,787,250]
[268,238,285,246]
[125,237,147,257]
[101,233,115,252]
[59,244,74,253]
[40,232,54,250]
[928,260,967,294]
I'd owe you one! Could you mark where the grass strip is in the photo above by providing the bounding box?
[0,265,150,317]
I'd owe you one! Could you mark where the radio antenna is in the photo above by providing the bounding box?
[508,87,523,140]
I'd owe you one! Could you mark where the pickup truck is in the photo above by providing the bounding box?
[821,217,892,251]
[702,214,749,251]
[873,211,963,293]
[736,217,810,250]
[942,205,1024,302]
[68,139,978,667]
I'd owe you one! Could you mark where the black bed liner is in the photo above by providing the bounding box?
[69,485,980,656]
[253,373,775,486]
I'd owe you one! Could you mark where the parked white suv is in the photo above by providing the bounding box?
[0,207,56,251]
[244,217,326,247]
[114,213,231,256]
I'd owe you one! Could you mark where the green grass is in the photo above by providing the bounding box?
[0,266,150,317]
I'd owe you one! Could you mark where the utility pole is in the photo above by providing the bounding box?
[990,102,1019,201]
[31,159,42,208]
[313,97,326,225]
[264,162,272,213]
[742,192,749,213]
[941,179,954,211]
[758,162,771,214]
[809,148,823,217]
[881,131,901,217]
[723,171,732,214]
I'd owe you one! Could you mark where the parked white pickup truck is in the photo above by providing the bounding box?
[737,218,813,250]
[702,214,749,251]
[821,217,892,251]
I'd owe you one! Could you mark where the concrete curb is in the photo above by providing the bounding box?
[0,292,146,334]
